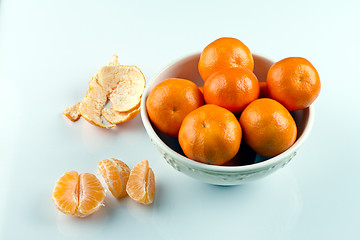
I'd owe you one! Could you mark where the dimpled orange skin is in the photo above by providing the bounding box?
[203,68,260,113]
[146,78,204,137]
[267,57,321,111]
[198,37,254,82]
[239,98,297,157]
[178,104,242,165]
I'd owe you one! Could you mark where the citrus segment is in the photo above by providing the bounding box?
[98,158,130,198]
[52,171,105,217]
[52,171,79,216]
[126,160,155,205]
[77,173,106,217]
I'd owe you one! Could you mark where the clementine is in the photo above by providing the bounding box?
[239,98,297,157]
[178,104,242,165]
[198,37,254,81]
[267,57,321,111]
[146,78,204,137]
[203,68,259,113]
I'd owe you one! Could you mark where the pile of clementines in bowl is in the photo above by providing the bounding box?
[140,37,320,185]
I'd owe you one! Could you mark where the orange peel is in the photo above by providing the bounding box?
[102,102,140,125]
[71,54,145,128]
[107,56,145,113]
[63,102,81,122]
[79,77,115,128]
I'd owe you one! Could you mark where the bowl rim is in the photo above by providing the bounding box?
[140,52,315,173]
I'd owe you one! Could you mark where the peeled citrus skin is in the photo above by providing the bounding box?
[198,37,254,82]
[178,104,242,165]
[239,98,297,157]
[267,57,321,111]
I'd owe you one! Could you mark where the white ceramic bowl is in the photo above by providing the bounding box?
[140,52,314,185]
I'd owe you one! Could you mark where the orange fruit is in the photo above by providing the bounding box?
[126,160,155,205]
[146,78,204,137]
[98,158,130,198]
[259,82,270,98]
[203,68,260,113]
[198,37,254,81]
[267,57,321,111]
[178,104,242,165]
[52,171,106,217]
[239,98,297,157]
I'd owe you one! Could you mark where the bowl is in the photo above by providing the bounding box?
[140,52,314,185]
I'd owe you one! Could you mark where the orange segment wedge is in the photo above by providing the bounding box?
[98,158,130,198]
[52,171,79,216]
[126,160,155,205]
[52,171,105,217]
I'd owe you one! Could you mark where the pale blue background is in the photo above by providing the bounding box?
[0,0,359,239]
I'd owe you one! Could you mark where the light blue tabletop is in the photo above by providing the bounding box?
[1,0,359,239]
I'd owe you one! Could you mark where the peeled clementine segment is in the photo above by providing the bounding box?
[126,160,155,205]
[52,171,105,217]
[102,102,140,125]
[52,171,79,216]
[63,102,81,122]
[98,158,131,198]
[77,173,106,217]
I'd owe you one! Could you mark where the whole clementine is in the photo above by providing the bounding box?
[146,78,204,137]
[267,57,321,111]
[179,104,242,165]
[203,68,260,113]
[239,98,297,157]
[198,37,254,81]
